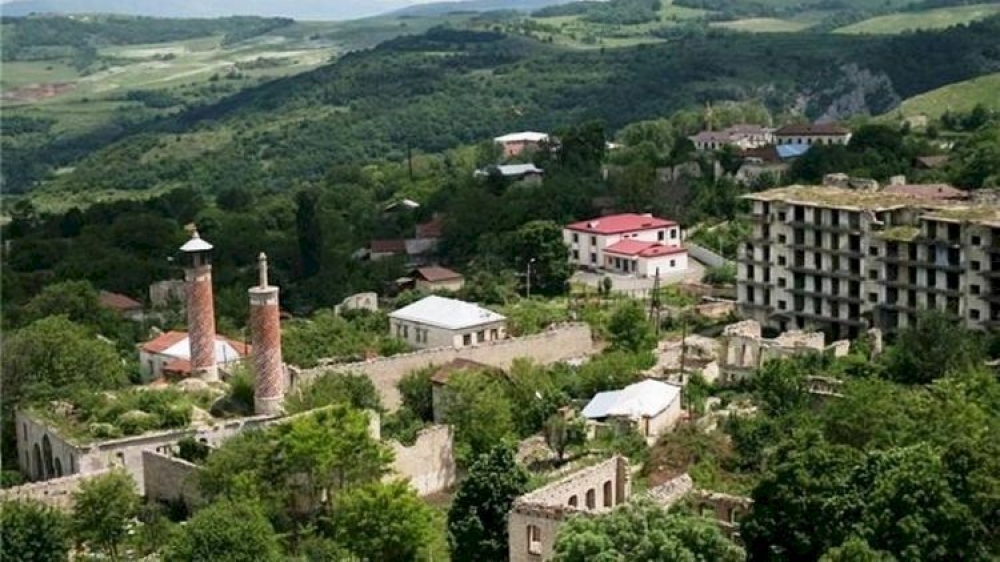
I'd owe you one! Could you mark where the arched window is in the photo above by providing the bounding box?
[568,495,578,507]
[527,525,542,555]
[54,458,63,478]
[603,480,613,507]
[585,488,596,509]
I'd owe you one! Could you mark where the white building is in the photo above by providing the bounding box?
[563,213,687,276]
[582,379,683,444]
[139,330,250,381]
[774,123,851,146]
[494,131,549,158]
[388,295,507,349]
[689,124,774,151]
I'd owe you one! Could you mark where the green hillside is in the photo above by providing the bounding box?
[835,3,1000,34]
[5,16,1000,200]
[710,17,809,32]
[891,72,1000,118]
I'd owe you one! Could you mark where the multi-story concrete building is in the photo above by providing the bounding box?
[738,185,1000,338]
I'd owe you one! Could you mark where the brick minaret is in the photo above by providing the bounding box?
[180,230,218,383]
[249,253,284,415]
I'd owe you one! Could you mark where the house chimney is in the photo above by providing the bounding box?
[249,252,284,416]
[180,229,218,382]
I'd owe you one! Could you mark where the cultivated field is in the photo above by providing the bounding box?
[710,17,810,32]
[835,4,1000,34]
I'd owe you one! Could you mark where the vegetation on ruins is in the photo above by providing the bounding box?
[553,499,745,561]
[448,445,529,561]
[163,500,283,562]
[71,470,141,559]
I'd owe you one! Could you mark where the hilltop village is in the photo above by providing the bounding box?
[3,105,1000,561]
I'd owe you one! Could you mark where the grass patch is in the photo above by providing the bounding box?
[710,17,809,33]
[835,4,1000,34]
[891,72,1000,119]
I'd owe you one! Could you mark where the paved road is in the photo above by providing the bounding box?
[571,258,707,294]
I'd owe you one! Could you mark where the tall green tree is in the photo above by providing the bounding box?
[882,311,983,385]
[607,300,656,354]
[553,500,744,561]
[295,188,323,278]
[164,500,282,562]
[448,445,528,561]
[508,220,574,296]
[71,470,140,560]
[326,480,435,561]
[0,499,71,562]
[443,370,516,464]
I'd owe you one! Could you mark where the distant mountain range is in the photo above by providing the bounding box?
[0,0,574,20]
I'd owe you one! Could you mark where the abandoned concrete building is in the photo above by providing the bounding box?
[716,319,841,384]
[739,183,1000,337]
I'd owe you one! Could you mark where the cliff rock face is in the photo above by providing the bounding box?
[811,64,902,121]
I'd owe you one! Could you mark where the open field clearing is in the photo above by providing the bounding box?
[889,72,1000,118]
[835,4,1000,34]
[710,17,810,32]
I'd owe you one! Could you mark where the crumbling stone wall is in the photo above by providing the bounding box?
[142,450,202,511]
[690,490,752,542]
[298,324,594,411]
[0,470,112,511]
[388,424,456,496]
[508,456,630,562]
[718,320,829,384]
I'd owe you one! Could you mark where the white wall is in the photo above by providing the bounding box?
[637,252,688,277]
[390,318,506,350]
[564,226,681,269]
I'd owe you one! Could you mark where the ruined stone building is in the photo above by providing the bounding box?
[739,184,1000,338]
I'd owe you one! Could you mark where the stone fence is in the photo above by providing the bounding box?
[0,470,112,511]
[297,323,594,410]
[388,424,456,496]
[686,242,732,270]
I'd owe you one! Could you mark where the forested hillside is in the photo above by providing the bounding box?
[6,17,1000,197]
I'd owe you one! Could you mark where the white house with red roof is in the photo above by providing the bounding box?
[563,213,687,276]
[138,330,250,382]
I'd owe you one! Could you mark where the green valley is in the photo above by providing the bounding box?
[835,3,1000,34]
[892,72,1000,118]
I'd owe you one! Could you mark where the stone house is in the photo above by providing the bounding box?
[99,291,144,321]
[774,122,851,146]
[388,295,507,350]
[508,456,631,562]
[428,358,496,423]
[410,266,465,293]
[581,379,683,445]
[494,131,549,158]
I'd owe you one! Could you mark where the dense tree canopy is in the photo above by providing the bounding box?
[0,499,70,562]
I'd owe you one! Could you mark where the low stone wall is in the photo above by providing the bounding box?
[686,242,732,269]
[142,451,202,511]
[695,300,736,319]
[0,470,112,511]
[298,324,594,410]
[388,425,456,496]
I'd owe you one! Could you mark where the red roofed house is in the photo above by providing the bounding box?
[99,290,144,321]
[139,330,250,382]
[370,239,407,260]
[563,213,687,276]
[411,266,465,292]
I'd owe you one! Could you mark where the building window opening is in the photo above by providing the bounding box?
[527,525,542,555]
[586,488,596,509]
[568,495,578,507]
[603,480,613,507]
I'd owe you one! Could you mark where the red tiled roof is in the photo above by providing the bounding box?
[162,358,192,375]
[370,239,407,253]
[883,184,968,201]
[604,240,687,258]
[566,213,677,235]
[141,331,188,354]
[741,145,782,164]
[99,290,142,311]
[775,123,849,136]
[416,216,444,239]
[140,331,251,356]
[430,358,494,384]
[413,266,463,283]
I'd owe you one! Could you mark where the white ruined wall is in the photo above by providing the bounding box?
[142,451,202,510]
[298,324,594,411]
[387,425,456,496]
[0,470,113,512]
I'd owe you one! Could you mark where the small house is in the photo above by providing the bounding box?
[582,379,683,444]
[388,295,506,350]
[99,291,144,321]
[139,331,250,382]
[410,266,465,292]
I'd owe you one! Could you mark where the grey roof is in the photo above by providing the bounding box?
[582,379,681,419]
[389,295,505,330]
[474,163,544,178]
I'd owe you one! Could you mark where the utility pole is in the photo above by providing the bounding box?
[406,141,414,182]
[649,267,661,336]
[526,258,536,298]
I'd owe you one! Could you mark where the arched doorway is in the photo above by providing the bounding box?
[42,435,54,479]
[32,444,43,481]
[54,458,63,478]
